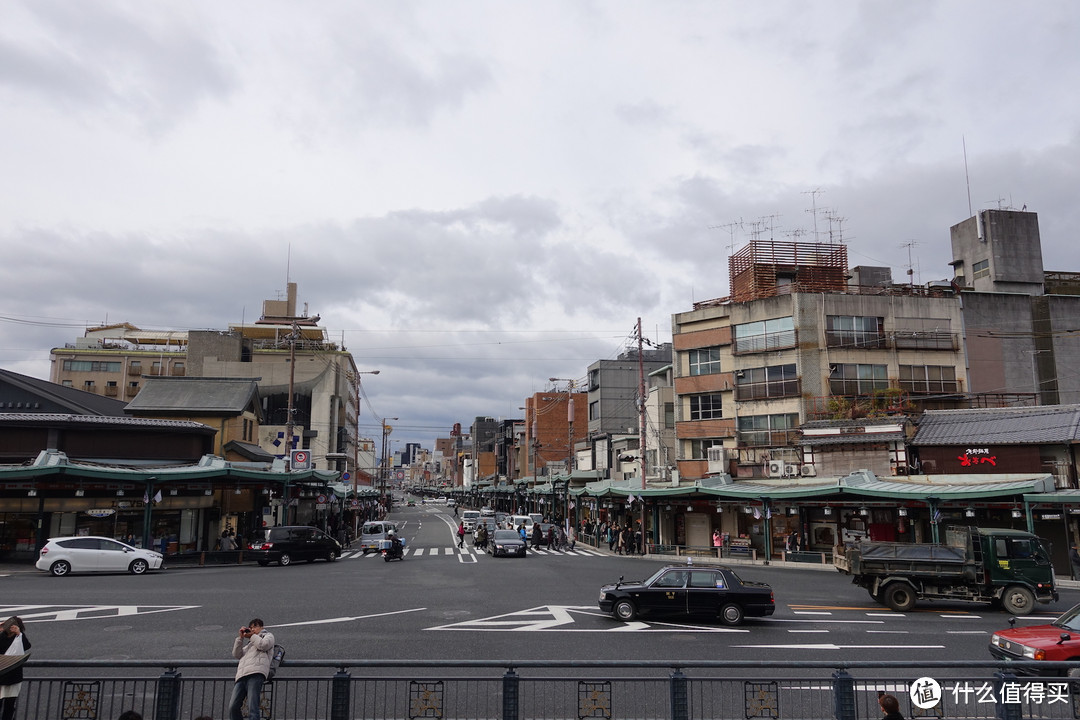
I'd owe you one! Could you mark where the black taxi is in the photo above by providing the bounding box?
[598,564,774,625]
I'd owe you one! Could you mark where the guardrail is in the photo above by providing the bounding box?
[15,659,1080,720]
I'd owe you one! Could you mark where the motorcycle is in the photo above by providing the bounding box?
[382,539,404,562]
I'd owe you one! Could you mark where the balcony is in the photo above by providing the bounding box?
[732,329,797,355]
[128,365,142,376]
[825,330,886,350]
[104,385,119,397]
[892,331,958,351]
[170,367,186,376]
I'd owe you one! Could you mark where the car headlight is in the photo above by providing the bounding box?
[990,634,1004,648]
[598,590,606,601]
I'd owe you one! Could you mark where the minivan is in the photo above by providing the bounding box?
[509,515,535,541]
[250,526,341,567]
[359,521,400,553]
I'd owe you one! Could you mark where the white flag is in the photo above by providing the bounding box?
[143,491,150,504]
[626,496,634,506]
[153,490,163,504]
[752,507,761,520]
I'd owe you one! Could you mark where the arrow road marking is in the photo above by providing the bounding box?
[271,607,426,628]
[0,605,199,623]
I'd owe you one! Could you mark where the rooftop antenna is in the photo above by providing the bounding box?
[708,219,744,257]
[802,187,825,242]
[963,136,973,218]
[824,211,849,245]
[759,213,782,241]
[901,240,919,287]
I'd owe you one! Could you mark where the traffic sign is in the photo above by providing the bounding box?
[316,494,327,504]
[342,472,351,481]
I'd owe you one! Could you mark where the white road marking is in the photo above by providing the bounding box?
[866,630,909,634]
[3,605,200,623]
[946,630,987,635]
[865,613,899,617]
[788,630,830,633]
[793,611,832,615]
[271,607,426,628]
[764,618,885,625]
[731,644,945,650]
[941,614,982,619]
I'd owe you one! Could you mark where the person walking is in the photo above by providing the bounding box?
[1071,545,1080,580]
[456,521,466,549]
[567,525,577,551]
[547,524,557,551]
[531,522,543,549]
[229,619,275,720]
[0,616,30,720]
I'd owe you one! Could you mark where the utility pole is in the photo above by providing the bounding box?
[637,318,647,555]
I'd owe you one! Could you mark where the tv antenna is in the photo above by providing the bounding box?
[708,219,744,257]
[901,240,919,287]
[802,187,826,242]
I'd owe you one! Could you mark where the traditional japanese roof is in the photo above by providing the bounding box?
[125,377,262,419]
[0,413,214,432]
[0,368,129,416]
[913,405,1080,446]
[224,440,276,462]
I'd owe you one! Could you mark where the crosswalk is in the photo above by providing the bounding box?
[340,546,606,560]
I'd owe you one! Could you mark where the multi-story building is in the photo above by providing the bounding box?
[672,239,968,482]
[49,283,366,475]
[522,386,588,477]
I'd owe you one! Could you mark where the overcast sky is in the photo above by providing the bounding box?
[2,1,1078,453]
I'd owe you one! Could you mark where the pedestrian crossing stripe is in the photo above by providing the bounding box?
[340,547,605,559]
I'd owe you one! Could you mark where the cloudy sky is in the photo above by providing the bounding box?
[2,1,1078,452]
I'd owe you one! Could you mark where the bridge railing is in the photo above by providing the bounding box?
[16,659,1080,720]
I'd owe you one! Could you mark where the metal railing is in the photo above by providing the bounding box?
[17,659,1080,720]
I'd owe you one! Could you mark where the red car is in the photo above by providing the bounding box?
[989,603,1080,674]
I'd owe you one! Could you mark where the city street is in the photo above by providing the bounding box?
[4,504,1079,668]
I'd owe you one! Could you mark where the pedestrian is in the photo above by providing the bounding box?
[608,523,617,552]
[557,524,567,551]
[878,693,904,720]
[456,521,465,549]
[229,619,275,720]
[0,616,30,720]
[159,535,169,555]
[531,523,543,548]
[547,524,557,550]
[1071,545,1080,580]
[567,525,577,551]
[221,532,236,552]
[785,530,799,555]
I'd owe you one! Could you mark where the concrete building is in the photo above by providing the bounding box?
[672,239,968,482]
[49,283,367,476]
[522,386,588,477]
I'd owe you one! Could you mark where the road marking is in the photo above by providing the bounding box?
[731,643,945,650]
[271,607,426,628]
[788,630,830,634]
[764,618,885,625]
[940,614,982,619]
[866,630,909,634]
[946,630,987,635]
[428,605,749,633]
[865,613,900,617]
[0,605,199,623]
[793,611,832,615]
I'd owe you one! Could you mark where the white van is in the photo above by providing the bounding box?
[461,510,481,532]
[359,520,400,553]
[509,515,535,541]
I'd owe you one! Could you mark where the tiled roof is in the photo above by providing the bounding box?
[0,413,214,431]
[913,405,1080,446]
[0,368,128,416]
[124,377,261,416]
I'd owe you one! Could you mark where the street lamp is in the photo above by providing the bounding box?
[380,417,399,510]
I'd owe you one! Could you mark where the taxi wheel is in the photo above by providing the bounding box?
[327,549,338,562]
[613,599,637,621]
[129,559,149,575]
[720,603,744,626]
[279,553,292,567]
[1003,586,1035,616]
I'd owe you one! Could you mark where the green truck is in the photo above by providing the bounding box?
[834,526,1058,615]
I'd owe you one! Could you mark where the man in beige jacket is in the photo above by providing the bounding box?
[229,618,275,720]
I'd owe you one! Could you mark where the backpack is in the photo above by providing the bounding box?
[266,644,285,681]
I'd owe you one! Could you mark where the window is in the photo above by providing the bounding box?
[973,259,990,279]
[589,401,600,421]
[129,381,139,389]
[733,317,795,354]
[83,380,95,389]
[738,413,799,447]
[735,364,799,400]
[62,360,121,372]
[826,316,885,349]
[688,347,723,376]
[689,439,725,460]
[829,364,888,396]
[588,369,600,391]
[61,380,73,387]
[899,365,958,394]
[690,570,724,589]
[172,361,185,376]
[664,402,675,429]
[654,570,688,589]
[151,361,162,375]
[689,394,723,420]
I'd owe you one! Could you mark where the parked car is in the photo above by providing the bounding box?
[598,564,775,625]
[490,529,527,558]
[36,536,164,576]
[249,526,341,566]
[989,603,1080,674]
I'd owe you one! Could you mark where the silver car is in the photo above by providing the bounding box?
[35,536,164,576]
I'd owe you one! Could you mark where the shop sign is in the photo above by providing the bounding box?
[85,508,116,518]
[957,447,997,468]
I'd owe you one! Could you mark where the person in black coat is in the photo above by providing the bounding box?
[0,616,30,720]
[878,693,904,720]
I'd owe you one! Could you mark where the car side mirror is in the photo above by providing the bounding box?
[1059,633,1071,645]
[1008,617,1017,628]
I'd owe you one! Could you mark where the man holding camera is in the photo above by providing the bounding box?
[229,618,275,720]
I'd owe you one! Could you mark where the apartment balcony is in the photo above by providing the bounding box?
[170,367,186,376]
[825,330,887,350]
[892,331,959,351]
[734,378,801,402]
[128,365,142,376]
[674,418,735,440]
[104,385,119,397]
[732,329,797,355]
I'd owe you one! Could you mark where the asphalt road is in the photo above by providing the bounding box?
[4,504,1079,669]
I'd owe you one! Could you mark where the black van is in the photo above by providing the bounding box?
[250,526,342,566]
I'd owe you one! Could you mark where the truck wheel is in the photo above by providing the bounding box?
[1002,586,1035,616]
[868,589,884,605]
[884,584,917,612]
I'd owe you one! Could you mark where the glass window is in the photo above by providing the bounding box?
[688,347,722,376]
[738,413,799,446]
[689,439,725,460]
[664,402,675,429]
[899,365,958,394]
[653,570,688,589]
[829,364,888,396]
[589,401,600,421]
[826,316,885,349]
[973,259,990,279]
[690,570,722,588]
[735,364,799,400]
[689,394,723,420]
[733,317,795,354]
[62,360,121,372]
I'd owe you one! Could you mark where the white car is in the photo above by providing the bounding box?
[480,506,495,516]
[36,536,164,576]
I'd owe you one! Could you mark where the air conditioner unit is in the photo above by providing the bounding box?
[784,463,801,477]
[800,464,817,477]
[767,460,784,477]
[707,447,727,474]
